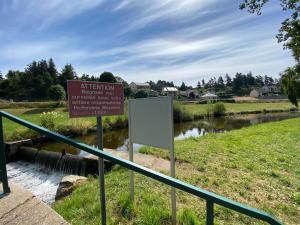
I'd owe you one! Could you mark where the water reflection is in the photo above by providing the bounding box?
[37,112,300,155]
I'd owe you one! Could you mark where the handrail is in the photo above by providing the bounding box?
[0,111,283,225]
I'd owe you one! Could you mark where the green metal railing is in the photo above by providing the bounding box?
[0,111,283,225]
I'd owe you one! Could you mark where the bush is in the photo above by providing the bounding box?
[134,90,148,98]
[206,102,226,117]
[173,102,193,122]
[213,102,226,116]
[40,111,61,130]
[47,85,66,101]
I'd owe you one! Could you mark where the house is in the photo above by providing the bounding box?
[179,90,199,99]
[201,92,218,100]
[162,87,178,96]
[129,82,150,93]
[115,76,124,83]
[249,89,261,98]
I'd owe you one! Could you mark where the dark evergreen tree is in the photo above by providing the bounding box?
[99,72,116,83]
[48,58,58,84]
[225,74,232,86]
[59,64,77,91]
[179,82,187,91]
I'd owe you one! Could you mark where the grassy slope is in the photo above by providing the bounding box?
[181,102,295,116]
[54,118,300,225]
[2,101,295,141]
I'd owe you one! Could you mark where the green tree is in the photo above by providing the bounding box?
[124,86,133,98]
[240,1,300,61]
[59,64,77,91]
[134,90,148,98]
[281,66,300,107]
[179,82,187,91]
[47,84,66,101]
[99,72,116,83]
[25,60,53,99]
[0,71,3,80]
[48,58,58,84]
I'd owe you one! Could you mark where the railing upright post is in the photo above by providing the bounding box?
[0,116,10,194]
[206,200,214,225]
[97,116,106,225]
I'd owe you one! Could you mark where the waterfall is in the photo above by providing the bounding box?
[6,161,65,205]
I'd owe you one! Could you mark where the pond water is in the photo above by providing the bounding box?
[37,112,300,156]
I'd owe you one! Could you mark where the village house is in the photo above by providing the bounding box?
[161,87,178,96]
[129,82,151,93]
[201,92,218,100]
[180,89,199,99]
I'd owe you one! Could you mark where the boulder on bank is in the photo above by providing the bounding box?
[55,175,87,200]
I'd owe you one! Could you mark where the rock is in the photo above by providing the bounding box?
[55,175,87,201]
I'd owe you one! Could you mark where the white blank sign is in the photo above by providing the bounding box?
[128,96,173,150]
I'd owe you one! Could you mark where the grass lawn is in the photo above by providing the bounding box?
[54,118,300,225]
[1,101,296,141]
[181,102,295,117]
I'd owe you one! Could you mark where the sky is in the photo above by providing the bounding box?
[0,0,296,85]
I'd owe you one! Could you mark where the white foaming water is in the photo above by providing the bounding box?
[6,161,65,205]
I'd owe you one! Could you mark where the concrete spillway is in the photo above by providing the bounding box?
[6,161,65,205]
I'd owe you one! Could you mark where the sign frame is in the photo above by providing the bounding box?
[67,80,124,225]
[128,96,176,225]
[67,80,124,118]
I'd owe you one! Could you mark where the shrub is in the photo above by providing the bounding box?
[40,111,61,130]
[173,102,193,122]
[213,102,226,116]
[206,102,226,117]
[134,90,148,98]
[47,84,66,101]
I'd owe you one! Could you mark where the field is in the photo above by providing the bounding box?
[1,101,296,141]
[54,118,300,225]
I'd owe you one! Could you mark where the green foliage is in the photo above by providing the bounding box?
[59,64,77,91]
[134,90,148,98]
[213,102,226,116]
[281,66,300,107]
[177,209,200,225]
[124,86,133,97]
[40,111,61,130]
[206,102,226,117]
[173,102,193,122]
[240,0,300,106]
[99,72,116,83]
[47,84,66,101]
[179,82,187,91]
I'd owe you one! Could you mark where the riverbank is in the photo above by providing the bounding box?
[53,118,300,225]
[2,101,297,141]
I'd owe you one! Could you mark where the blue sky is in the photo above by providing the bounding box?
[0,0,295,85]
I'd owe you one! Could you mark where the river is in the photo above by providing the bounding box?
[36,112,300,156]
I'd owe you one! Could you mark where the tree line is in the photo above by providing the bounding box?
[0,59,120,101]
[0,58,282,101]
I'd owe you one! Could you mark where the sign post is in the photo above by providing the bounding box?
[67,80,124,225]
[128,96,176,224]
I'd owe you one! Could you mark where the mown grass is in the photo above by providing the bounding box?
[54,118,300,225]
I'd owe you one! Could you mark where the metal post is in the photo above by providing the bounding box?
[0,116,10,194]
[129,141,134,201]
[169,98,176,225]
[97,116,106,225]
[128,101,134,201]
[206,200,214,225]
